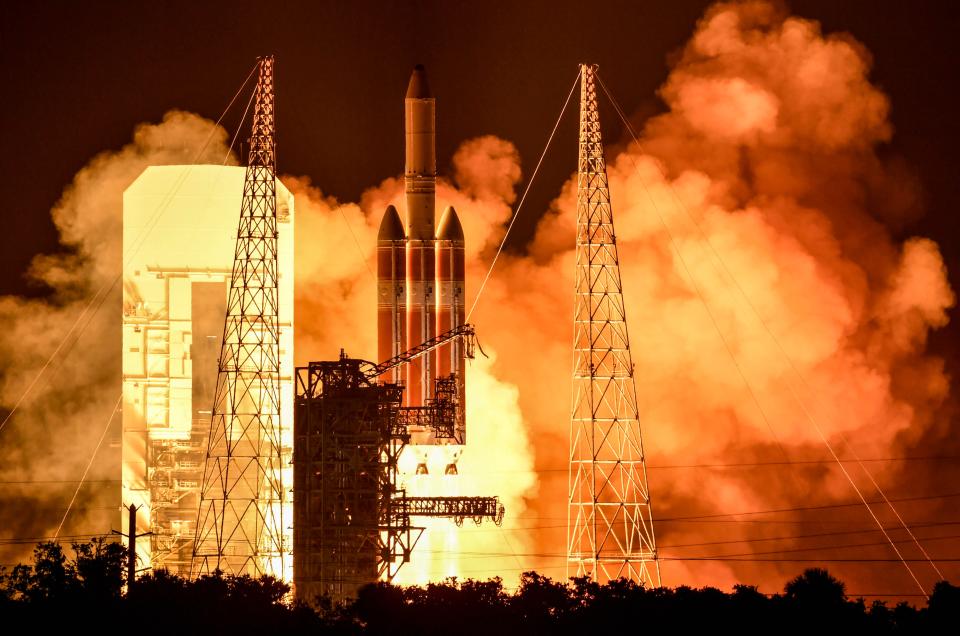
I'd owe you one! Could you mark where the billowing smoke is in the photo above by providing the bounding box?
[0,112,235,560]
[477,0,956,591]
[2,0,956,597]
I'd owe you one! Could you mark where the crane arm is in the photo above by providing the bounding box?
[366,323,476,380]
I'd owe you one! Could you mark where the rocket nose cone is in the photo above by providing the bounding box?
[436,206,464,241]
[406,64,433,99]
[378,205,406,241]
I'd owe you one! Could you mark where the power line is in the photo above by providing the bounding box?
[420,518,960,541]
[662,557,960,563]
[659,492,960,522]
[9,516,960,553]
[660,521,960,550]
[398,523,940,563]
[680,534,960,560]
[4,455,956,486]
[0,534,114,546]
[0,479,121,485]
[467,455,960,474]
[505,491,960,524]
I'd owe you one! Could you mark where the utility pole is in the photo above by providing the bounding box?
[127,504,136,585]
[114,503,150,588]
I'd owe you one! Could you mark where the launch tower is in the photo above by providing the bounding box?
[294,66,499,604]
[293,326,502,603]
[567,64,660,585]
[192,56,289,578]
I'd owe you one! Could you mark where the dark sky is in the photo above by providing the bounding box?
[1,0,957,302]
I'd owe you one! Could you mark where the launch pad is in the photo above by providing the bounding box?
[293,326,503,602]
[289,64,505,602]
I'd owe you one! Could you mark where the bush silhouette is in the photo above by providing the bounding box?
[0,539,955,634]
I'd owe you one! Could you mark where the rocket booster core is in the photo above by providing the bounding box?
[405,64,436,240]
[405,65,437,407]
[378,65,466,442]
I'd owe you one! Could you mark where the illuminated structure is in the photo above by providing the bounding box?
[293,67,497,603]
[377,65,466,444]
[190,56,292,579]
[121,162,294,576]
[293,326,503,603]
[567,64,659,585]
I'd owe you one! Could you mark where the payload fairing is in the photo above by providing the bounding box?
[377,65,466,443]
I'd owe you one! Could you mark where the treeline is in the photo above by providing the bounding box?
[1,539,957,633]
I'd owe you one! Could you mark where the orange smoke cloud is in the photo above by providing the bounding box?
[0,112,235,560]
[473,0,956,592]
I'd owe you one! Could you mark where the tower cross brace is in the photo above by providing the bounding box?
[192,55,288,579]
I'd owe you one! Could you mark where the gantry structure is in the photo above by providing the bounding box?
[193,55,288,578]
[567,64,660,586]
[293,325,504,603]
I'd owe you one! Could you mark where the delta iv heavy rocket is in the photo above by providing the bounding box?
[378,65,466,444]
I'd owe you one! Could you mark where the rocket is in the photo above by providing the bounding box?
[377,65,466,442]
[403,64,436,410]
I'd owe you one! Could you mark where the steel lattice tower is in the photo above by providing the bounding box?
[192,56,287,578]
[567,64,660,585]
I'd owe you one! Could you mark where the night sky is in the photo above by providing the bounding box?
[2,1,957,304]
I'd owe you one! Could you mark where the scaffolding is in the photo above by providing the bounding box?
[293,325,503,603]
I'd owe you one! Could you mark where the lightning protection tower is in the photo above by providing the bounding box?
[193,55,287,578]
[567,64,660,586]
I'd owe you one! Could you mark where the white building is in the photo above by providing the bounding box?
[121,165,294,576]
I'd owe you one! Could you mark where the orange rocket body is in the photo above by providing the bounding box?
[377,205,406,383]
[377,65,466,442]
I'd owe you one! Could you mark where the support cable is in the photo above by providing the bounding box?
[53,393,122,539]
[594,77,933,547]
[0,62,259,438]
[337,203,376,281]
[588,71,831,584]
[467,68,581,321]
[598,73,944,581]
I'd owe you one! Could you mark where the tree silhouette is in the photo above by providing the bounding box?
[925,580,960,631]
[0,539,956,633]
[72,537,126,600]
[782,567,873,632]
[784,567,847,607]
[512,570,573,631]
[9,541,71,602]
